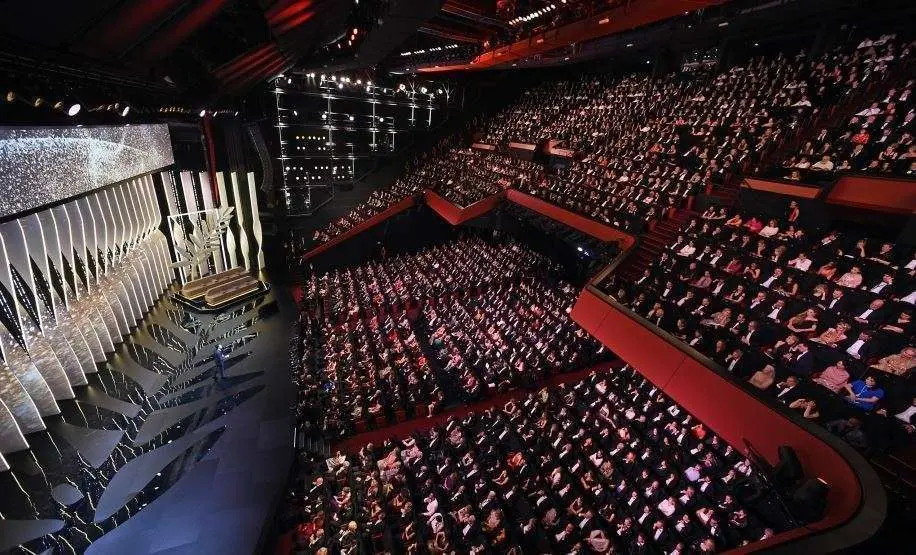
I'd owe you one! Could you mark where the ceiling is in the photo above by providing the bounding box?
[0,0,355,102]
[0,0,738,107]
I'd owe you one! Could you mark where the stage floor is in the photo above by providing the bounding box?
[0,283,296,555]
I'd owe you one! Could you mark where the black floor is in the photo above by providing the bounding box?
[0,284,296,555]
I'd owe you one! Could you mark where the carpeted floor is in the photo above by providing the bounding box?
[331,359,620,453]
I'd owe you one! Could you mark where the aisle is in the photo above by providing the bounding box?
[332,359,619,453]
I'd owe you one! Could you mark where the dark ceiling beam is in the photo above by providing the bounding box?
[418,23,484,44]
[130,0,237,63]
[302,0,446,73]
[212,43,277,81]
[225,54,292,92]
[420,0,726,72]
[77,0,191,58]
[441,0,508,29]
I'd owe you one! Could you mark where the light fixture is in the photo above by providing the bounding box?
[338,83,344,89]
[120,105,130,116]
[420,87,427,93]
[67,103,81,116]
[32,97,45,108]
[5,91,17,102]
[199,109,207,117]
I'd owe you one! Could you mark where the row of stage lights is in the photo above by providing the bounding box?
[509,2,564,26]
[399,44,461,57]
[280,74,442,97]
[4,90,241,120]
[5,90,89,117]
[159,107,239,117]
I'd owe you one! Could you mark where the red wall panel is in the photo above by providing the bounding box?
[304,197,415,261]
[507,190,636,249]
[571,289,864,551]
[826,175,916,214]
[424,190,504,225]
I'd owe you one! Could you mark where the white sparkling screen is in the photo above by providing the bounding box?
[0,124,174,218]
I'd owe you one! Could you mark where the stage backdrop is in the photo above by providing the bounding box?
[0,124,174,219]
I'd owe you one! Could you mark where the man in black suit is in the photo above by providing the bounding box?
[521,517,552,553]
[724,349,754,378]
[747,291,769,315]
[740,320,766,348]
[843,330,877,362]
[786,342,815,377]
[853,298,888,326]
[824,287,851,314]
[863,272,895,296]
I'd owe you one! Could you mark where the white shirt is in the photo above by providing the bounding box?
[790,258,812,271]
[858,308,874,320]
[768,306,782,320]
[847,339,865,357]
[762,275,778,288]
[871,282,888,293]
[896,405,916,424]
[903,289,916,305]
[658,499,676,516]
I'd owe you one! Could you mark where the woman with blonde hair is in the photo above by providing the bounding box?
[748,365,776,390]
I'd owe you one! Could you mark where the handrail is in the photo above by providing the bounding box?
[577,272,886,553]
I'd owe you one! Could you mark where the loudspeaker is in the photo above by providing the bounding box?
[773,445,803,488]
[790,477,830,523]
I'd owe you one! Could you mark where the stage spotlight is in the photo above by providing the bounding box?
[67,103,81,116]
[420,87,427,94]
[5,91,17,102]
[199,109,207,117]
[349,115,354,121]
[32,97,45,108]
[338,83,344,89]
[120,105,130,116]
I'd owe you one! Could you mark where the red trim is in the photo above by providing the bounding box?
[826,175,916,214]
[420,0,725,73]
[303,197,416,261]
[201,115,219,204]
[571,289,863,552]
[506,190,636,249]
[424,189,505,225]
[742,177,822,199]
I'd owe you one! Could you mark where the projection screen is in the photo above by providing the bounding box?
[0,124,174,219]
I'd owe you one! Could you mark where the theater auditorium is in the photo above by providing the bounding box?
[1,0,913,553]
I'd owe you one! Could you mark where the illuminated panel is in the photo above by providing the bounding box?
[0,125,174,219]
